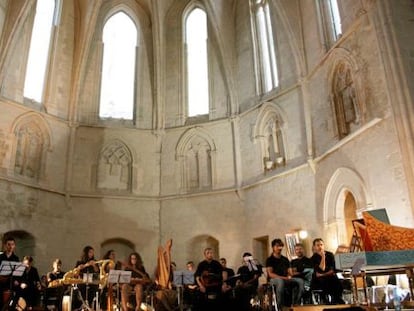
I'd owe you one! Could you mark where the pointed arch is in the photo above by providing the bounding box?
[96,139,133,192]
[323,167,373,248]
[176,127,216,193]
[10,112,52,180]
[328,48,366,139]
[253,102,287,170]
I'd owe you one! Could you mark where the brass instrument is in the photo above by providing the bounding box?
[48,267,82,288]
[96,259,115,288]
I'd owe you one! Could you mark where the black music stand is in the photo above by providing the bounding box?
[0,261,26,310]
[108,270,131,311]
[0,261,26,288]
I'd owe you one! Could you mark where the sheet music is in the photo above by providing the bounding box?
[108,269,131,284]
[0,261,26,276]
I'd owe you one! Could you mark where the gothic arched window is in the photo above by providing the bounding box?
[185,7,209,117]
[316,0,342,50]
[251,0,279,93]
[99,12,137,120]
[97,141,132,191]
[23,0,60,103]
[332,62,359,139]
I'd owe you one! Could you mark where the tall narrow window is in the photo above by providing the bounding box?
[99,12,137,119]
[317,0,342,49]
[185,8,209,117]
[252,0,278,93]
[329,0,342,40]
[23,0,56,103]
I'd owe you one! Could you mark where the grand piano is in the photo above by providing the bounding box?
[335,210,414,306]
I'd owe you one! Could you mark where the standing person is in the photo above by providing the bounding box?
[194,248,224,311]
[310,238,344,304]
[266,238,304,308]
[20,256,41,309]
[0,237,19,309]
[120,252,151,311]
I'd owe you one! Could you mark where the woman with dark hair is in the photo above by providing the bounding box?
[121,252,151,311]
[75,246,99,307]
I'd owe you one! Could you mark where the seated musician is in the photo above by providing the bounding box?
[291,244,313,289]
[19,256,42,309]
[194,247,224,311]
[0,237,20,310]
[121,252,151,311]
[75,246,99,307]
[235,252,263,311]
[100,250,120,311]
[45,259,65,310]
[310,238,344,304]
[266,238,304,308]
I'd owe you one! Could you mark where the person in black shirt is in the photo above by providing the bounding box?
[310,238,344,304]
[20,255,41,309]
[235,252,263,311]
[75,246,99,308]
[194,248,224,311]
[0,236,20,309]
[266,238,304,308]
[291,243,313,290]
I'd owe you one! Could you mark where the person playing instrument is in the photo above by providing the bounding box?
[121,252,150,311]
[47,259,65,285]
[266,238,304,308]
[235,252,263,310]
[75,246,99,307]
[0,236,20,309]
[194,247,224,311]
[45,259,65,311]
[19,256,42,309]
[310,238,344,304]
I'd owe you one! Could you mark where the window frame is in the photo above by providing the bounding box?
[182,2,211,120]
[250,0,279,95]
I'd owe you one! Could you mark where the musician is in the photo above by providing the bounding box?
[266,238,304,308]
[45,259,65,311]
[291,244,313,288]
[0,237,20,309]
[76,245,99,276]
[19,256,41,309]
[121,252,150,311]
[310,238,344,304]
[194,247,224,311]
[235,252,263,311]
[75,246,99,307]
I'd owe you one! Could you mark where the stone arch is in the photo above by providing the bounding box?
[100,237,135,262]
[188,234,220,263]
[328,48,366,139]
[253,102,287,170]
[10,112,52,180]
[96,139,133,192]
[2,230,36,258]
[323,167,373,249]
[176,127,216,193]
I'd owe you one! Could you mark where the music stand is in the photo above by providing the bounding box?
[108,270,131,311]
[0,261,26,289]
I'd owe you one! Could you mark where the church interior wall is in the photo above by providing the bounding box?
[0,0,413,277]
